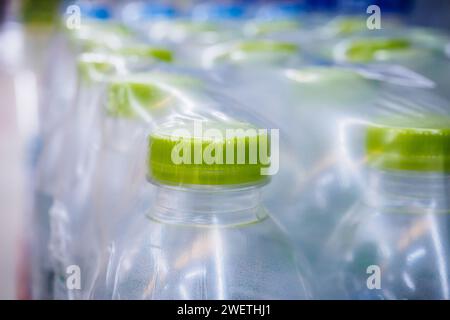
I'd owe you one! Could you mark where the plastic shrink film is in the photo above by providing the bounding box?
[36,28,176,298]
[21,2,450,300]
[191,15,450,299]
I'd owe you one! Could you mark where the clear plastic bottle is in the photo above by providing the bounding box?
[332,35,450,100]
[48,69,170,299]
[98,120,311,299]
[64,71,216,299]
[49,54,173,300]
[268,66,380,263]
[321,115,450,299]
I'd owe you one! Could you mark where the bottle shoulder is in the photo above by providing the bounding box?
[103,211,309,299]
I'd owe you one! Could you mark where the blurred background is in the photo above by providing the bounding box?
[0,0,449,299]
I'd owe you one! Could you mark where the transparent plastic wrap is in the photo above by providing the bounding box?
[38,20,137,155]
[43,67,272,298]
[318,22,450,100]
[240,6,325,55]
[18,0,64,299]
[318,16,402,40]
[42,53,171,299]
[39,14,140,136]
[65,20,175,66]
[119,1,180,32]
[120,2,246,68]
[334,35,448,80]
[202,38,303,69]
[91,116,312,299]
[243,18,302,38]
[203,47,449,273]
[268,64,450,262]
[319,109,450,299]
[197,45,354,266]
[26,6,450,301]
[66,20,134,54]
[85,70,217,270]
[197,37,306,154]
[36,61,311,299]
[158,19,249,69]
[39,52,127,299]
[37,39,175,199]
[260,65,385,263]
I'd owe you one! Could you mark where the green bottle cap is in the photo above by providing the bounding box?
[366,116,450,172]
[106,75,169,119]
[285,66,376,103]
[212,40,299,65]
[334,18,367,35]
[148,121,271,186]
[244,19,301,36]
[173,20,219,33]
[342,38,412,63]
[237,40,299,54]
[77,53,124,83]
[106,73,204,119]
[69,21,132,50]
[114,45,173,63]
[70,22,173,62]
[326,17,400,36]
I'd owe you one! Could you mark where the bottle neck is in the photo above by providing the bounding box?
[149,184,265,226]
[365,168,450,214]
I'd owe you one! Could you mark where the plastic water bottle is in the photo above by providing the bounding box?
[202,39,301,69]
[267,66,381,263]
[332,35,450,99]
[49,52,173,299]
[98,120,311,299]
[74,71,212,298]
[321,115,450,299]
[48,52,129,299]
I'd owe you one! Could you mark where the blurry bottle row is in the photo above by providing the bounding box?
[4,1,450,299]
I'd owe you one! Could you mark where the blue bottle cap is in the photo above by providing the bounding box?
[192,3,247,21]
[121,2,178,23]
[79,3,112,20]
[256,1,307,19]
